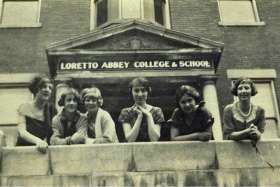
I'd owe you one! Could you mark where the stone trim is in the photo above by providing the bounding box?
[227,69,276,79]
[0,73,38,87]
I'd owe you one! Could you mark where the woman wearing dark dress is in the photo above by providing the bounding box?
[223,78,265,141]
[118,77,165,142]
[17,75,56,153]
[169,85,214,141]
[50,88,87,145]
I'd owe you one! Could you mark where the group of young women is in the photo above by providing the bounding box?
[15,75,265,153]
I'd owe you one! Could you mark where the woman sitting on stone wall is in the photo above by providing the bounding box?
[82,87,118,143]
[169,85,214,141]
[50,88,87,145]
[16,75,56,153]
[223,78,265,142]
[118,77,165,142]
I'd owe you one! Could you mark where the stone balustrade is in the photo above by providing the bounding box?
[1,140,280,186]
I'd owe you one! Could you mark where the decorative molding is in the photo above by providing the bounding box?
[0,73,38,84]
[227,69,277,79]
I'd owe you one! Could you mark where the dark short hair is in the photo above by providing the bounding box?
[175,85,201,105]
[231,78,258,96]
[29,75,51,96]
[58,88,81,106]
[129,77,152,94]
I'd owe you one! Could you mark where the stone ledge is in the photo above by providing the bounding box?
[1,140,280,176]
[1,147,50,176]
[216,140,280,169]
[50,143,133,175]
[132,141,216,171]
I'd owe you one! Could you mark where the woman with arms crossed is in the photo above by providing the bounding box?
[50,88,87,145]
[223,78,265,142]
[169,85,214,141]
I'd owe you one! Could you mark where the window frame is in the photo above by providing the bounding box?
[90,0,171,30]
[0,0,42,28]
[0,73,38,126]
[227,69,280,138]
[217,0,265,26]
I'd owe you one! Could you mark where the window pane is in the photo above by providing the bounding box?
[108,0,119,22]
[2,1,39,25]
[154,0,164,25]
[143,0,155,21]
[0,88,32,124]
[251,83,276,118]
[121,0,141,19]
[262,119,279,139]
[219,1,256,23]
[96,0,108,26]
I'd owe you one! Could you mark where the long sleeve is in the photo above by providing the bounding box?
[98,109,119,143]
[50,115,68,145]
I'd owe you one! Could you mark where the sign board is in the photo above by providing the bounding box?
[58,59,213,72]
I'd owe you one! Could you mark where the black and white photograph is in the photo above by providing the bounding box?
[0,0,280,186]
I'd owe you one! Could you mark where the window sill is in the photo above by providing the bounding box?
[227,69,276,79]
[0,23,42,28]
[218,21,265,26]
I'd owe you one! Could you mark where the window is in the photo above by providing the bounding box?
[0,88,32,125]
[0,74,36,146]
[0,0,42,28]
[227,69,280,139]
[218,0,265,26]
[90,0,170,29]
[154,0,165,25]
[96,0,108,26]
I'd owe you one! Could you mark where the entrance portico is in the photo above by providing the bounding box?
[46,20,224,140]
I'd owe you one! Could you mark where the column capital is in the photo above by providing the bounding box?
[199,75,218,85]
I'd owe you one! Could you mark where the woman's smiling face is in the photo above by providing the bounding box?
[132,86,148,105]
[37,82,53,101]
[84,96,99,112]
[64,94,78,113]
[179,94,196,114]
[237,83,252,101]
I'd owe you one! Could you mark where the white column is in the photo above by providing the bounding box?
[200,76,223,140]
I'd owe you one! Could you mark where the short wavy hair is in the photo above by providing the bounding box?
[129,77,152,94]
[175,85,201,105]
[81,87,103,107]
[231,78,258,96]
[58,88,81,107]
[29,75,52,96]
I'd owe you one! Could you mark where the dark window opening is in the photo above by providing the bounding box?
[96,0,108,26]
[154,0,165,25]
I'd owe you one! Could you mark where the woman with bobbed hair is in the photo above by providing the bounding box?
[50,88,87,145]
[17,75,56,153]
[82,87,118,144]
[169,85,214,141]
[223,78,265,141]
[118,77,165,142]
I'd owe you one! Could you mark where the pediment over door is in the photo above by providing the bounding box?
[46,20,224,78]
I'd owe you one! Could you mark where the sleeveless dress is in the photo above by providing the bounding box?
[16,103,56,146]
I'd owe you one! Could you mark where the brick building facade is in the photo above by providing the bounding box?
[0,0,280,144]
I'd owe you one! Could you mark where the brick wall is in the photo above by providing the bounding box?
[169,0,280,113]
[0,0,91,74]
[0,0,280,123]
